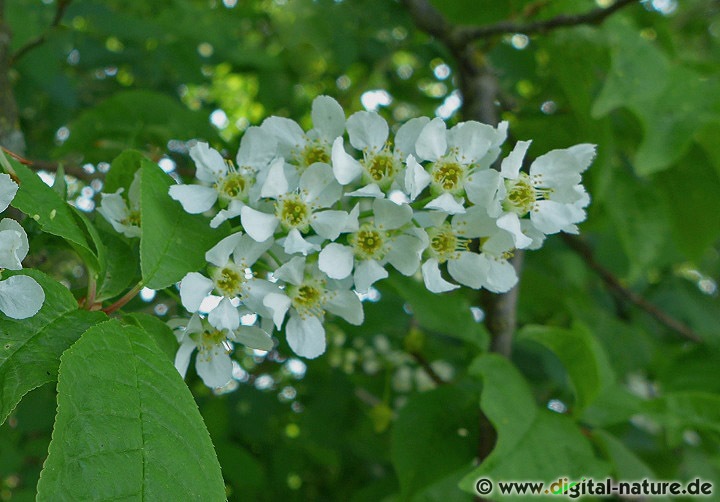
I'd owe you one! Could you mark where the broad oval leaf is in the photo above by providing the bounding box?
[0,270,106,425]
[36,319,226,501]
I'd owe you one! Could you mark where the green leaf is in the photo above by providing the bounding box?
[391,384,478,500]
[104,149,145,194]
[387,274,489,349]
[0,270,106,425]
[140,158,228,289]
[8,158,101,272]
[96,229,140,301]
[460,354,609,498]
[55,90,217,163]
[122,313,177,363]
[643,391,720,447]
[592,430,658,481]
[36,319,226,500]
[51,164,67,200]
[518,323,615,414]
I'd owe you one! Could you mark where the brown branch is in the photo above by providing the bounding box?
[409,351,447,386]
[562,234,702,343]
[452,0,639,45]
[10,0,72,65]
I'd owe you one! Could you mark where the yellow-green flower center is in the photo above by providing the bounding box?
[349,224,388,261]
[299,140,330,168]
[426,223,468,263]
[431,160,465,194]
[502,173,536,216]
[212,264,246,297]
[218,172,250,201]
[363,150,399,187]
[276,194,311,232]
[288,278,326,319]
[121,210,141,227]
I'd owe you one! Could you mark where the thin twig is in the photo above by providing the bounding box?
[409,351,447,386]
[562,234,702,343]
[451,0,639,46]
[10,0,72,65]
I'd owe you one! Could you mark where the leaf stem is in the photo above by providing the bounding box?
[102,282,143,315]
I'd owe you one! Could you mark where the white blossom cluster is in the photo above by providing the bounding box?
[158,96,593,387]
[0,173,45,319]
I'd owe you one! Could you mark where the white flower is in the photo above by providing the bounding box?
[179,232,280,331]
[0,218,29,270]
[491,141,595,246]
[241,163,356,255]
[262,95,345,173]
[262,256,363,359]
[0,173,19,212]
[331,111,428,193]
[0,274,45,319]
[409,118,508,208]
[318,198,428,292]
[98,171,141,238]
[420,207,518,293]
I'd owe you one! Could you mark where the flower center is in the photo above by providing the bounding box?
[349,224,388,261]
[288,279,326,320]
[502,173,536,216]
[363,149,399,188]
[276,194,311,232]
[431,159,465,194]
[426,223,468,263]
[218,172,250,201]
[121,210,141,227]
[198,329,232,358]
[299,140,330,168]
[212,263,246,297]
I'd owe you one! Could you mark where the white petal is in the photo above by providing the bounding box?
[210,200,244,228]
[447,252,486,289]
[263,292,292,329]
[353,259,388,292]
[346,111,388,151]
[240,206,279,242]
[97,192,141,238]
[331,137,362,185]
[311,210,348,240]
[168,184,218,214]
[500,140,531,180]
[395,117,430,160]
[273,255,306,285]
[300,163,338,204]
[373,198,413,230]
[347,184,384,198]
[319,243,354,280]
[529,144,596,186]
[283,228,321,255]
[205,232,244,267]
[180,272,215,312]
[415,117,447,161]
[286,314,326,359]
[244,278,282,318]
[464,169,502,215]
[403,155,431,201]
[208,297,240,331]
[343,204,360,233]
[235,326,274,351]
[479,255,518,293]
[421,258,459,293]
[233,233,273,267]
[189,142,227,184]
[0,218,28,264]
[385,233,425,275]
[532,200,585,235]
[0,173,19,212]
[425,193,466,215]
[261,117,305,158]
[312,95,346,141]
[0,230,23,270]
[325,289,364,325]
[196,346,233,388]
[236,126,278,169]
[452,206,497,238]
[260,157,289,198]
[496,213,533,249]
[0,275,45,319]
[174,340,196,378]
[447,121,493,163]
